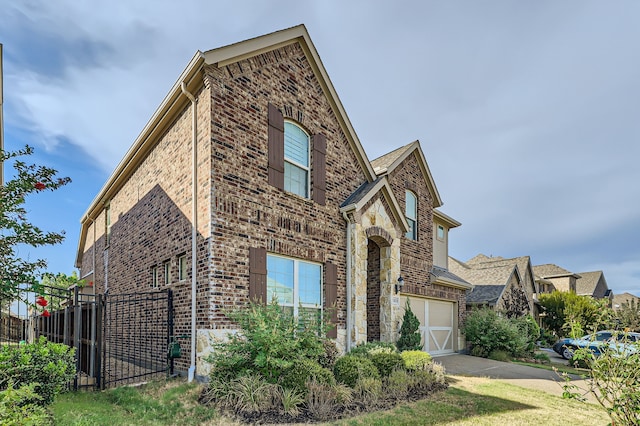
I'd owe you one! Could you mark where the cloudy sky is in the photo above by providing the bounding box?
[2,1,639,295]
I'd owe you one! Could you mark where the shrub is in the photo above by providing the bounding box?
[0,381,52,425]
[401,350,432,370]
[305,378,337,420]
[0,336,76,406]
[397,299,422,352]
[276,386,304,417]
[334,355,380,388]
[318,339,339,370]
[206,301,326,384]
[353,376,383,405]
[463,307,527,357]
[513,315,540,356]
[488,349,511,362]
[369,352,404,377]
[385,369,410,400]
[533,352,550,364]
[229,374,276,413]
[279,358,334,395]
[349,341,397,357]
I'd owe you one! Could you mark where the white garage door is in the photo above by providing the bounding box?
[405,298,455,355]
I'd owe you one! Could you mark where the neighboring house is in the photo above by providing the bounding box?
[612,292,640,310]
[533,264,580,293]
[74,25,467,378]
[449,255,533,318]
[575,270,613,301]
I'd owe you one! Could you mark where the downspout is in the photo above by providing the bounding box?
[342,211,353,352]
[181,81,197,382]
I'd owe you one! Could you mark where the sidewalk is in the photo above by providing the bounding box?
[434,353,595,402]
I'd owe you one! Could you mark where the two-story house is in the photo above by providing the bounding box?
[74,25,468,379]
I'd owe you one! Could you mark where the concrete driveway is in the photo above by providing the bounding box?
[434,353,595,402]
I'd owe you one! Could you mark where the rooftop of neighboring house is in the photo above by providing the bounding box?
[449,256,518,286]
[466,285,505,305]
[612,292,640,309]
[532,263,581,279]
[430,265,472,288]
[575,270,609,298]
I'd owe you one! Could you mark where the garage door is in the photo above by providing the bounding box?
[405,298,455,355]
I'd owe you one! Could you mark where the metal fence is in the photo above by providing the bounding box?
[0,285,173,390]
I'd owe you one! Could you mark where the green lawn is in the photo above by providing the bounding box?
[51,376,609,425]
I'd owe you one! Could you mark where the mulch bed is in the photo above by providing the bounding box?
[200,382,448,424]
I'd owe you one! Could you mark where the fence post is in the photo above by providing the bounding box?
[73,286,81,391]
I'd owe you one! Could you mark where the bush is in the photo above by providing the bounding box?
[349,341,397,357]
[353,376,383,405]
[0,381,52,425]
[279,358,334,395]
[513,315,540,356]
[385,369,410,400]
[318,339,339,370]
[334,355,380,388]
[206,301,326,384]
[369,352,404,377]
[463,308,527,357]
[488,349,511,362]
[401,350,432,370]
[0,337,76,406]
[397,299,422,352]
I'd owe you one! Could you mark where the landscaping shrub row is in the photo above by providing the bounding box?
[202,301,447,423]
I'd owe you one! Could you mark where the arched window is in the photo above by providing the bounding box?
[284,121,310,198]
[405,190,417,240]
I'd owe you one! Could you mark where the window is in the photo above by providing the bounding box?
[267,254,321,318]
[163,261,171,286]
[105,204,112,245]
[405,190,417,240]
[437,224,445,241]
[284,122,310,198]
[151,266,159,289]
[178,255,187,281]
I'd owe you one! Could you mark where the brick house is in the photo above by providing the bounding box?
[74,25,469,378]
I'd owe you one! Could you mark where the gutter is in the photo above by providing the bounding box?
[342,211,353,352]
[180,81,198,383]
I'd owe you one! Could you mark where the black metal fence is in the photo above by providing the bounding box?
[0,285,173,390]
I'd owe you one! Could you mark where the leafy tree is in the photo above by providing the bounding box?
[501,285,530,319]
[0,146,70,301]
[397,299,422,352]
[615,299,640,332]
[539,291,613,338]
[39,272,84,310]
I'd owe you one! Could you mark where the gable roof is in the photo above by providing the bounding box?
[75,24,378,266]
[370,141,443,208]
[533,264,580,279]
[434,209,461,229]
[340,177,409,232]
[467,285,506,305]
[449,256,521,286]
[465,254,535,292]
[576,270,608,297]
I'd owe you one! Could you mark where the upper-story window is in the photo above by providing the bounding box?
[284,122,310,198]
[405,190,417,240]
[105,204,112,246]
[437,224,445,241]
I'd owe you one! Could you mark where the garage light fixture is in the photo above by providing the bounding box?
[395,276,405,294]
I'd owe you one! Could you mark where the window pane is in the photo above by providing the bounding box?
[284,122,309,167]
[406,191,416,219]
[299,262,321,306]
[267,256,294,305]
[406,218,416,240]
[284,162,308,197]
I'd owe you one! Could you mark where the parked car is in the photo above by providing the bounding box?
[552,330,640,359]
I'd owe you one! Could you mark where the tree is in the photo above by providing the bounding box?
[501,285,530,319]
[397,299,422,352]
[615,299,640,332]
[0,146,70,301]
[539,290,613,338]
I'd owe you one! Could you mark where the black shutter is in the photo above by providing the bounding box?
[312,133,326,205]
[324,262,338,338]
[268,103,284,190]
[249,247,267,304]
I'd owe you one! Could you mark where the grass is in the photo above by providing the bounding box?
[511,360,588,377]
[51,375,610,426]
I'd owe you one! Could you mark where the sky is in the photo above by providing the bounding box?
[1,1,640,296]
